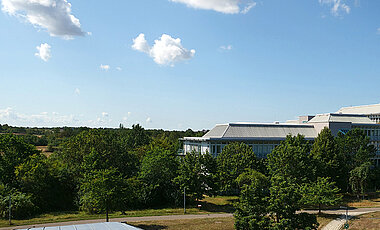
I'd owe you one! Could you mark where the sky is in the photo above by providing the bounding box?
[0,0,380,130]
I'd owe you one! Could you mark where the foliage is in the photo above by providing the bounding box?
[300,177,342,213]
[79,168,125,213]
[234,169,271,230]
[138,147,179,207]
[267,134,313,184]
[0,186,37,219]
[310,127,341,181]
[0,134,40,187]
[175,151,218,202]
[350,162,372,198]
[217,142,257,193]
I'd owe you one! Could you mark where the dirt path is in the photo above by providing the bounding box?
[0,213,233,230]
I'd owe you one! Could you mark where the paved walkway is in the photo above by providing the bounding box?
[319,208,380,230]
[0,213,233,230]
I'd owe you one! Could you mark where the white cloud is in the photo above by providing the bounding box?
[35,43,51,61]
[1,0,86,39]
[132,33,195,66]
[116,67,122,71]
[74,88,80,95]
[100,64,110,71]
[220,45,233,51]
[241,2,256,14]
[377,28,380,34]
[170,0,256,14]
[0,107,78,126]
[102,112,109,117]
[128,112,132,116]
[319,0,350,16]
[146,117,152,123]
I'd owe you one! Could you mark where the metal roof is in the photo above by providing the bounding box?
[337,103,380,115]
[21,222,141,230]
[308,113,376,124]
[198,123,317,140]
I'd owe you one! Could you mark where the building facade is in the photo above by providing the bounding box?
[181,112,380,166]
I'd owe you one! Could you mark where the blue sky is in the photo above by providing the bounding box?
[1,0,380,130]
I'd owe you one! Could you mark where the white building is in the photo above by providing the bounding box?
[181,113,380,166]
[338,103,380,123]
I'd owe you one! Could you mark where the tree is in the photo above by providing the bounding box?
[0,134,39,188]
[138,147,179,206]
[217,143,257,193]
[79,168,125,218]
[300,177,342,214]
[267,135,313,184]
[310,128,340,181]
[268,175,318,229]
[234,169,271,230]
[349,162,372,199]
[336,129,376,192]
[175,151,218,202]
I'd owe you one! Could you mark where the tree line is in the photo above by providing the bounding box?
[0,125,379,229]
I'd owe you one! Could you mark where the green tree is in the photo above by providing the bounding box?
[234,169,271,230]
[349,162,372,199]
[269,175,318,229]
[79,168,125,217]
[175,151,218,202]
[336,129,376,192]
[0,134,39,187]
[267,135,313,184]
[310,128,340,181]
[217,143,257,193]
[300,177,342,214]
[138,147,178,206]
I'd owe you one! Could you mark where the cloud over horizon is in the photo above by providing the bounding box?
[1,0,86,39]
[132,33,195,66]
[169,0,256,14]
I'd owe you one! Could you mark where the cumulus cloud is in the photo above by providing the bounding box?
[74,88,80,95]
[319,0,350,16]
[100,64,110,71]
[170,0,256,14]
[132,33,195,66]
[1,0,86,39]
[35,43,51,61]
[146,117,152,123]
[116,67,122,71]
[102,112,109,117]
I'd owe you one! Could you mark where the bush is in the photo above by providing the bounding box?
[0,192,37,219]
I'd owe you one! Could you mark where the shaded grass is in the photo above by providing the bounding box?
[349,211,380,230]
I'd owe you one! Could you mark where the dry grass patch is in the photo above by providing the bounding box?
[349,211,380,230]
[130,217,235,230]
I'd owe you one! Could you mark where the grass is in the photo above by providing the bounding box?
[316,214,341,230]
[349,211,380,230]
[0,196,238,228]
[130,217,235,230]
[129,214,336,230]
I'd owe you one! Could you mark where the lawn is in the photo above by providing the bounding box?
[0,196,238,228]
[129,214,336,230]
[349,211,380,230]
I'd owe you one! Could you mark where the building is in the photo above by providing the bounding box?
[338,103,380,123]
[181,112,380,166]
